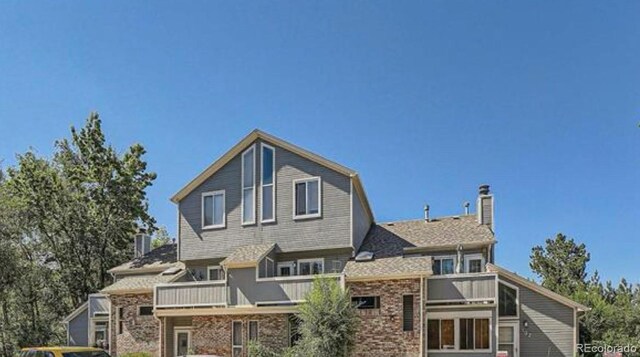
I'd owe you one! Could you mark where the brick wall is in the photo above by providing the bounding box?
[348,279,424,357]
[189,314,289,357]
[109,293,160,357]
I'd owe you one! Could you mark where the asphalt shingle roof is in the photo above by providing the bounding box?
[108,243,179,274]
[360,215,495,258]
[101,270,184,293]
[344,256,432,280]
[220,243,276,267]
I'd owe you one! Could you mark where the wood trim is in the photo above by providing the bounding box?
[155,306,299,317]
[487,263,590,311]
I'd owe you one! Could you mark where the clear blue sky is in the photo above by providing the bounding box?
[1,1,638,283]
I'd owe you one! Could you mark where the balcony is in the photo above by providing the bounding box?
[154,273,342,309]
[427,273,496,303]
[155,281,227,308]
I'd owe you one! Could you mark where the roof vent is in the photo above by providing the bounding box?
[355,251,374,262]
[161,267,181,275]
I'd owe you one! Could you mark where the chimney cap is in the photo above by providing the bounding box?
[479,184,490,195]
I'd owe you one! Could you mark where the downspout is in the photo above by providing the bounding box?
[420,276,425,357]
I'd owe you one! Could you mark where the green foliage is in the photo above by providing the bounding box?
[151,226,172,250]
[530,233,590,297]
[0,113,156,357]
[529,233,640,356]
[118,353,153,357]
[250,277,359,357]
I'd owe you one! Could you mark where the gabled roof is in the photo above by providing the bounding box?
[359,215,495,258]
[62,301,88,323]
[108,243,179,274]
[486,263,590,312]
[220,243,277,268]
[169,129,374,222]
[344,255,433,281]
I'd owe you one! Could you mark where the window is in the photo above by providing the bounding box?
[138,306,153,316]
[248,321,259,341]
[427,319,455,350]
[465,254,484,273]
[117,307,124,334]
[459,318,490,350]
[232,321,243,357]
[202,190,225,229]
[331,260,342,273]
[352,296,380,309]
[208,266,224,281]
[433,256,455,275]
[260,144,275,222]
[403,295,414,331]
[293,177,321,218]
[277,261,295,277]
[428,315,492,352]
[298,258,323,275]
[242,146,256,225]
[498,282,519,317]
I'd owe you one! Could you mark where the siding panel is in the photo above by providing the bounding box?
[179,140,352,261]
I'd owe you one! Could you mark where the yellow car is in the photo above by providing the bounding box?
[20,347,110,357]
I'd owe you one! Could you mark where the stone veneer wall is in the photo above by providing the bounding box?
[190,314,289,357]
[348,279,424,357]
[109,293,159,357]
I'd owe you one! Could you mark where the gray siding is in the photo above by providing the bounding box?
[67,307,89,346]
[351,185,371,253]
[179,139,352,261]
[228,267,340,305]
[500,276,576,357]
[427,274,496,301]
[156,282,227,307]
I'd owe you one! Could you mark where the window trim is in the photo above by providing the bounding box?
[116,307,124,335]
[498,279,520,319]
[241,145,257,226]
[137,305,154,317]
[248,320,259,342]
[351,296,381,310]
[427,311,493,353]
[433,255,457,276]
[296,258,324,275]
[231,320,243,356]
[292,177,322,219]
[260,143,276,223]
[277,261,295,277]
[402,294,415,332]
[464,253,485,273]
[201,190,226,229]
[207,265,225,281]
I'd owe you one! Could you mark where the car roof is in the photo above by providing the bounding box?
[21,347,104,352]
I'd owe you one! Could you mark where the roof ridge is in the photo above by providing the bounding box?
[379,214,476,225]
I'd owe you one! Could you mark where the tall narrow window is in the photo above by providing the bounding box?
[232,321,243,357]
[242,146,256,225]
[498,282,519,317]
[202,190,225,229]
[293,177,321,218]
[117,307,124,334]
[403,295,414,331]
[248,321,259,341]
[260,144,275,222]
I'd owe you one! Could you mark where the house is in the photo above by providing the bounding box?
[64,129,588,357]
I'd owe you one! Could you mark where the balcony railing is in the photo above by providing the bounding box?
[154,273,343,309]
[427,273,497,303]
[155,281,227,308]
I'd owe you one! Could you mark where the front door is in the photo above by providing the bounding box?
[498,322,519,357]
[174,330,191,357]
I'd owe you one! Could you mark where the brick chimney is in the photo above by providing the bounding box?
[477,184,494,230]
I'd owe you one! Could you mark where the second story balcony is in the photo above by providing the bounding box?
[427,272,497,304]
[154,273,342,310]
